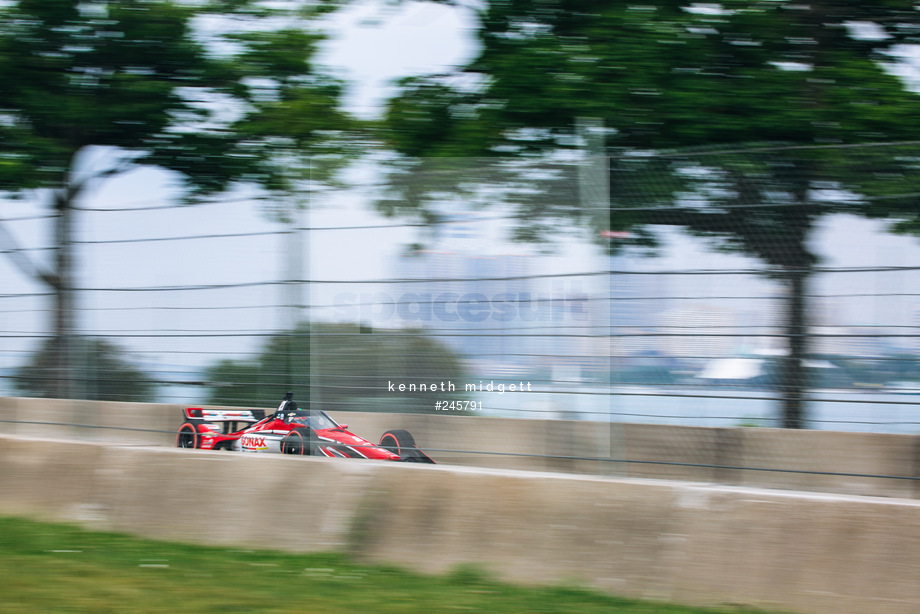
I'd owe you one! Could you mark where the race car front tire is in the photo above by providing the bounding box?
[380,429,435,463]
[281,427,314,455]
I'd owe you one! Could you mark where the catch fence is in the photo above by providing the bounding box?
[2,148,919,443]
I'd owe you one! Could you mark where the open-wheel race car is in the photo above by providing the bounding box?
[176,393,434,463]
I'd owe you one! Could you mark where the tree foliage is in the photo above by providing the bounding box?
[203,322,470,413]
[0,0,354,207]
[204,321,312,408]
[13,337,156,402]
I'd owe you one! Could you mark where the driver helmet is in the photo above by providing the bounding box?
[276,392,298,416]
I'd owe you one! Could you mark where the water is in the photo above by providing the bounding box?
[478,385,920,434]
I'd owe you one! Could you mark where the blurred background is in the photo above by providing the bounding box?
[2,0,920,435]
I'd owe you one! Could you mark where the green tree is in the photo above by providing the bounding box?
[0,0,352,398]
[205,321,311,408]
[204,322,470,413]
[383,0,920,428]
[14,336,155,402]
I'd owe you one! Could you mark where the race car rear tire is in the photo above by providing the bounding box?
[281,427,313,455]
[176,421,202,449]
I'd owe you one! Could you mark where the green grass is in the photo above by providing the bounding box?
[0,517,777,614]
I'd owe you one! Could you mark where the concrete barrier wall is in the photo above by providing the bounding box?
[1,434,920,614]
[0,396,182,445]
[2,396,919,498]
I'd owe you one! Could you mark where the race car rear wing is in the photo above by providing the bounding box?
[183,407,265,422]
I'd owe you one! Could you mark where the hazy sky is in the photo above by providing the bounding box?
[316,0,479,118]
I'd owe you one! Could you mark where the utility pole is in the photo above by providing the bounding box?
[577,117,622,474]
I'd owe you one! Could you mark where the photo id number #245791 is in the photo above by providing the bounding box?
[435,400,482,411]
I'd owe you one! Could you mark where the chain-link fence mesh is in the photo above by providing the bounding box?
[2,147,919,443]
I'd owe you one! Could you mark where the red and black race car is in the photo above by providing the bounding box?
[176,393,434,463]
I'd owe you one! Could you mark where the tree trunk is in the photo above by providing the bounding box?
[48,190,76,399]
[779,265,810,428]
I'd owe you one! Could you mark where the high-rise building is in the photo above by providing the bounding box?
[393,250,537,370]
